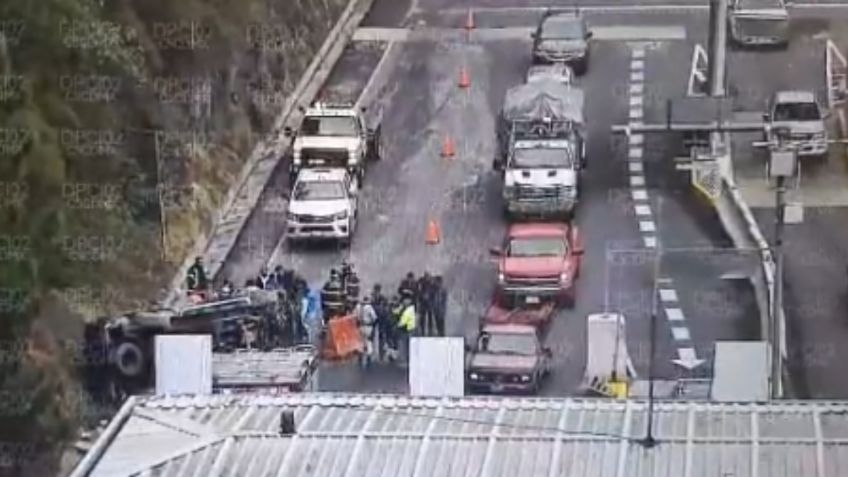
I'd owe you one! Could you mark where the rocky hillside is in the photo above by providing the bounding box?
[0,0,347,474]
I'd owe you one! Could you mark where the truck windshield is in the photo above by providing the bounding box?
[508,238,566,257]
[480,333,537,355]
[774,102,821,121]
[293,181,346,201]
[732,16,787,38]
[301,116,357,136]
[513,147,574,168]
[541,18,583,39]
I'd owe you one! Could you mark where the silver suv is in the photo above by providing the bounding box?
[531,11,592,75]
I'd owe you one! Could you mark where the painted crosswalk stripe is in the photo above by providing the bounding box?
[631,71,645,82]
[630,83,644,94]
[631,59,645,71]
[628,162,643,173]
[643,236,656,248]
[630,175,645,187]
[630,108,644,119]
[639,220,656,232]
[632,189,648,201]
[628,147,643,159]
[659,289,678,302]
[629,96,644,107]
[629,135,644,146]
[666,308,685,321]
[634,204,651,216]
[671,327,690,341]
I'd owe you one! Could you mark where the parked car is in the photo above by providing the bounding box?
[490,222,583,308]
[531,11,592,75]
[466,324,552,394]
[729,0,790,48]
[763,90,829,159]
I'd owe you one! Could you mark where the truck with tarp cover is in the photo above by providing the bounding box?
[493,78,587,218]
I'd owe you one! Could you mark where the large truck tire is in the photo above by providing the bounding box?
[113,340,145,379]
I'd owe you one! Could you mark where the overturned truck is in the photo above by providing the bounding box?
[82,289,302,399]
[494,79,587,219]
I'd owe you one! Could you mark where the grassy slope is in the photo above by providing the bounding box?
[0,0,347,474]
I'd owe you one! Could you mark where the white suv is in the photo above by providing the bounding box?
[286,168,358,245]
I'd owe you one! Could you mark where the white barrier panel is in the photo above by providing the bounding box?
[584,313,636,384]
[409,337,465,397]
[826,39,847,110]
[155,335,213,396]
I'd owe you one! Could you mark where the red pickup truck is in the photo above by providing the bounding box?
[490,222,583,308]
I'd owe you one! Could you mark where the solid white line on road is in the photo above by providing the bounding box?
[630,175,646,187]
[628,147,643,159]
[634,204,652,216]
[659,289,679,302]
[666,308,685,321]
[632,189,648,201]
[639,220,656,233]
[671,327,691,341]
[643,236,657,248]
[628,161,644,173]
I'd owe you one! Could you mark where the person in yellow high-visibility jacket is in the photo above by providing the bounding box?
[396,297,416,363]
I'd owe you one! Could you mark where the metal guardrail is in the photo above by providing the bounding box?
[162,0,377,309]
[826,39,847,110]
[687,44,709,97]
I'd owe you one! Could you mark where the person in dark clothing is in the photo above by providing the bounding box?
[344,271,361,312]
[398,272,417,301]
[432,275,447,336]
[256,266,272,290]
[186,257,209,291]
[321,269,345,322]
[417,272,434,336]
[282,268,297,295]
[371,284,392,360]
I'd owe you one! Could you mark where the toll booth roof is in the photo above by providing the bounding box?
[212,347,317,388]
[670,97,735,124]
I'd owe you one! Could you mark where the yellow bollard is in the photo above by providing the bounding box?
[608,380,629,399]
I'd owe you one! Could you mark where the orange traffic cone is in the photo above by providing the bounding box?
[426,220,441,244]
[441,135,456,158]
[458,67,471,88]
[465,9,475,31]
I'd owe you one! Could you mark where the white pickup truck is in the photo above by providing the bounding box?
[285,168,359,246]
[764,90,829,159]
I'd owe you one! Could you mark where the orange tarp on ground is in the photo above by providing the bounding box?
[322,314,363,360]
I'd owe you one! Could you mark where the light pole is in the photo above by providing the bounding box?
[766,130,797,399]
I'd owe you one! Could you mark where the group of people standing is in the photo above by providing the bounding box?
[351,271,448,367]
[187,256,450,367]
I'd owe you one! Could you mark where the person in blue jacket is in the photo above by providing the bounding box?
[303,288,323,346]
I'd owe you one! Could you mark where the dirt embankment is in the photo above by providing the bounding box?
[0,0,347,475]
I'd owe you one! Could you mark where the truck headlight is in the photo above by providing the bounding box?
[498,273,505,284]
[560,272,571,284]
[349,151,359,164]
[520,375,531,382]
[293,154,301,165]
[332,210,349,220]
[469,373,479,380]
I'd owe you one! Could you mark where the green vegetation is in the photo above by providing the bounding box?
[0,0,347,473]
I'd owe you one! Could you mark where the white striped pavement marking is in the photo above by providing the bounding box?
[677,347,698,361]
[634,204,651,216]
[659,289,678,302]
[629,135,644,146]
[639,220,656,232]
[630,83,645,94]
[631,59,645,71]
[631,189,648,201]
[628,162,643,173]
[631,71,645,82]
[628,147,643,159]
[643,236,657,248]
[666,308,685,321]
[630,175,645,187]
[629,96,644,107]
[671,327,691,341]
[632,49,646,59]
[629,108,644,119]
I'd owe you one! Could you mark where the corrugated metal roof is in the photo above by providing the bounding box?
[75,394,848,477]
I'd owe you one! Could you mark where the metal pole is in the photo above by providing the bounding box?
[707,0,728,97]
[154,131,167,261]
[772,174,786,399]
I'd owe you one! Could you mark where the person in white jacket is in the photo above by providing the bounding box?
[356,296,378,367]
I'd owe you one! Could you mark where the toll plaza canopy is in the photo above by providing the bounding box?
[72,393,848,477]
[502,78,585,125]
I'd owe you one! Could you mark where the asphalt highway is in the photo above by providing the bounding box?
[213,0,848,395]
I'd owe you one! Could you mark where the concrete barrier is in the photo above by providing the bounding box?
[712,132,787,397]
[162,0,376,308]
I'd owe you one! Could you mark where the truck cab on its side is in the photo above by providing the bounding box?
[286,168,358,245]
[285,103,380,183]
[729,0,790,48]
[764,90,829,159]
